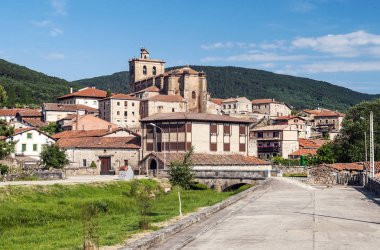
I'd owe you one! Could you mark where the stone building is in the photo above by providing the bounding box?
[99,94,141,129]
[129,48,208,113]
[221,97,252,115]
[42,103,98,123]
[140,94,188,119]
[57,87,107,109]
[251,99,291,118]
[272,115,311,139]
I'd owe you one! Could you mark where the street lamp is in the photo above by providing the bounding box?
[149,123,166,175]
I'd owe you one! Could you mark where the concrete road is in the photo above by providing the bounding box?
[153,178,380,250]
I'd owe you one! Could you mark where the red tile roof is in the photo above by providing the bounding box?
[43,103,98,112]
[141,112,252,123]
[146,94,186,102]
[314,111,345,118]
[134,86,160,93]
[273,115,305,121]
[251,99,274,104]
[17,110,42,117]
[103,93,139,100]
[146,152,271,166]
[57,87,107,100]
[57,136,140,149]
[22,118,48,128]
[289,148,318,156]
[0,109,25,116]
[52,128,139,139]
[298,138,328,149]
[210,98,224,106]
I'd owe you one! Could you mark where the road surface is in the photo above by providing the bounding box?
[153,178,380,250]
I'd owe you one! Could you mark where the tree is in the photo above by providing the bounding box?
[0,120,14,160]
[40,122,59,135]
[168,147,195,216]
[0,84,7,106]
[128,179,161,229]
[306,142,336,166]
[40,144,69,169]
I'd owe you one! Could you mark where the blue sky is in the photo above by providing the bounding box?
[1,0,380,94]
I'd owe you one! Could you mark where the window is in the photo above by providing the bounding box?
[132,111,135,116]
[124,101,128,107]
[22,144,27,152]
[223,124,231,135]
[172,108,175,112]
[146,143,154,151]
[117,111,120,115]
[224,143,230,151]
[228,105,231,109]
[117,102,120,106]
[210,123,218,134]
[124,160,128,166]
[132,102,135,107]
[33,144,37,151]
[239,125,246,135]
[210,143,217,151]
[143,65,147,75]
[192,91,196,99]
[124,111,128,116]
[27,133,32,139]
[257,132,263,138]
[233,104,237,109]
[82,159,87,167]
[152,66,157,75]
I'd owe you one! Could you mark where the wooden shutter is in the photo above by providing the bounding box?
[239,125,246,135]
[223,124,230,135]
[210,142,217,151]
[224,143,230,151]
[239,143,246,152]
[210,123,217,134]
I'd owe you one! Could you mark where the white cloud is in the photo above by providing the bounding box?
[50,27,63,36]
[259,40,287,50]
[51,0,67,15]
[292,30,380,57]
[201,42,255,50]
[201,52,309,63]
[43,53,66,60]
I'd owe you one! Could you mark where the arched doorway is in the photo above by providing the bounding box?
[149,159,157,176]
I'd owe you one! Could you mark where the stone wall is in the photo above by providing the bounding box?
[366,177,380,195]
[274,166,308,175]
[64,167,98,176]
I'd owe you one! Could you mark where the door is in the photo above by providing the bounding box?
[99,157,112,175]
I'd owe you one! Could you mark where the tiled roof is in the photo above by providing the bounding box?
[303,109,331,115]
[57,87,107,99]
[325,163,365,171]
[102,93,139,100]
[253,125,290,131]
[43,103,98,112]
[52,128,139,139]
[147,152,271,166]
[273,115,305,121]
[17,110,42,117]
[134,86,160,93]
[22,118,48,128]
[210,98,224,106]
[145,94,186,102]
[314,111,345,118]
[12,128,54,140]
[298,138,327,149]
[0,109,25,116]
[289,148,318,156]
[57,136,140,149]
[222,97,250,103]
[251,99,274,104]
[140,112,252,123]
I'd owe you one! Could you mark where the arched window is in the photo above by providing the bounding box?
[143,65,147,75]
[192,91,196,99]
[152,66,157,75]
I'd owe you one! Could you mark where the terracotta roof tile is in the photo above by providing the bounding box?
[52,128,139,139]
[0,109,25,116]
[251,99,274,104]
[289,148,318,156]
[298,138,328,149]
[314,111,345,118]
[134,86,160,93]
[57,87,107,99]
[145,94,186,102]
[57,136,140,149]
[273,115,305,121]
[17,110,42,117]
[210,98,224,106]
[141,112,252,123]
[148,152,271,166]
[103,93,139,100]
[22,118,48,128]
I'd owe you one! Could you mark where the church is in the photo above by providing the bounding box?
[129,48,208,113]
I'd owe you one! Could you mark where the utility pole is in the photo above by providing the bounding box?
[364,131,368,184]
[369,111,375,178]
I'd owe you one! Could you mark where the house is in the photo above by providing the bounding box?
[129,48,208,113]
[130,85,160,99]
[207,98,223,115]
[57,136,141,175]
[140,94,188,119]
[52,127,139,140]
[15,109,47,128]
[272,115,311,139]
[221,97,252,115]
[251,99,291,118]
[99,93,141,129]
[314,110,345,133]
[6,128,55,160]
[57,87,108,109]
[252,125,299,159]
[57,114,118,131]
[42,103,99,123]
[0,109,25,122]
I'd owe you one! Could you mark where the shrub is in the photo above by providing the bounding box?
[90,161,97,168]
[190,182,208,190]
[283,173,308,177]
[40,144,69,169]
[0,164,8,175]
[234,184,253,193]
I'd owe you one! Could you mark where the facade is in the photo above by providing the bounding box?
[314,111,345,133]
[252,99,291,117]
[130,85,160,99]
[272,115,311,139]
[221,97,252,115]
[57,87,107,109]
[99,94,141,129]
[288,138,327,159]
[43,103,99,123]
[140,112,251,157]
[252,125,299,159]
[57,136,140,175]
[57,114,118,131]
[6,128,55,160]
[207,98,223,115]
[0,109,25,122]
[129,48,208,113]
[140,94,188,119]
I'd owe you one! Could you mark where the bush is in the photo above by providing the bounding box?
[283,173,308,177]
[234,184,253,193]
[272,156,299,166]
[0,164,8,175]
[90,161,97,168]
[190,182,208,190]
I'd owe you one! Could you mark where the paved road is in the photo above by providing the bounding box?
[153,178,380,250]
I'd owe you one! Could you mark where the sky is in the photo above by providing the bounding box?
[1,0,380,94]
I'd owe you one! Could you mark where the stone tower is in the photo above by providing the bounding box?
[129,48,165,92]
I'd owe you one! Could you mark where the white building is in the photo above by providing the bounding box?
[57,87,108,109]
[42,103,99,123]
[221,97,252,115]
[252,99,291,118]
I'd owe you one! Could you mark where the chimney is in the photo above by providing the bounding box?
[70,87,73,94]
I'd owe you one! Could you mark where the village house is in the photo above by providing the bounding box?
[129,48,208,113]
[99,93,141,129]
[314,110,345,133]
[288,138,327,159]
[57,87,107,109]
[42,103,98,123]
[208,98,223,115]
[0,108,25,122]
[140,94,188,119]
[272,115,311,139]
[6,128,55,160]
[252,125,299,159]
[52,127,139,140]
[221,97,252,115]
[56,114,118,131]
[57,136,141,175]
[251,99,291,118]
[130,85,160,99]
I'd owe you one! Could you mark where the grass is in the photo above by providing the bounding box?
[0,180,233,250]
[283,173,308,177]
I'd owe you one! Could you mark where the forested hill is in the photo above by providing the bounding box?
[74,65,378,111]
[0,59,79,106]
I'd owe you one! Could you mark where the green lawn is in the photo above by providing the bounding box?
[0,180,233,250]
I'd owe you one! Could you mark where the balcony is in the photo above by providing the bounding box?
[258,146,281,153]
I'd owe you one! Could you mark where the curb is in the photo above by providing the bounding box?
[119,179,270,250]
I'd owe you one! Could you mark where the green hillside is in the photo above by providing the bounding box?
[0,59,79,107]
[74,65,378,111]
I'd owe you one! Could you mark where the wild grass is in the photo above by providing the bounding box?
[0,180,232,250]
